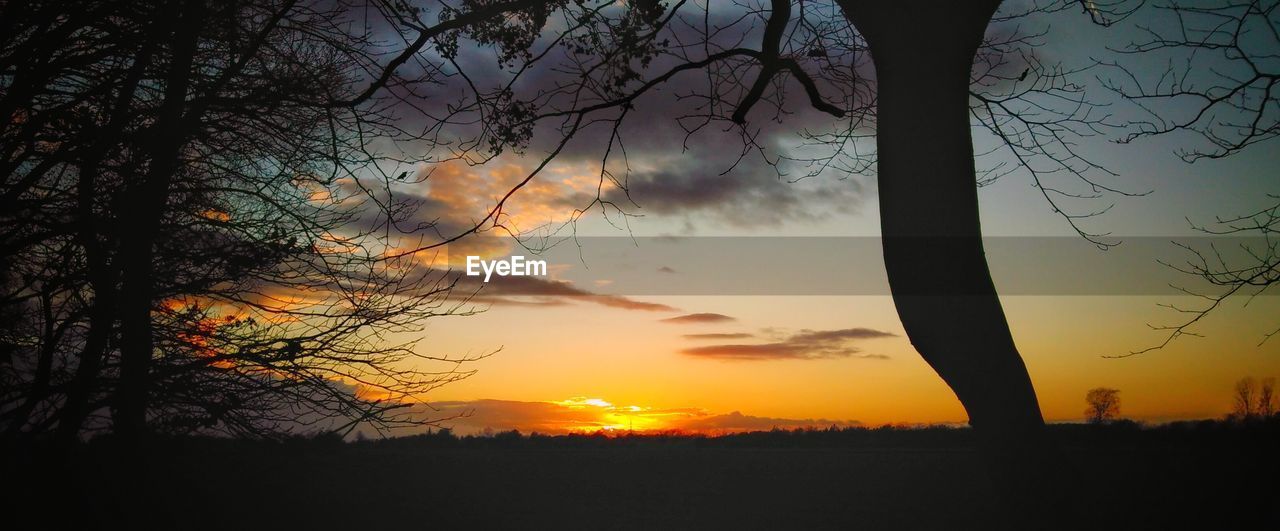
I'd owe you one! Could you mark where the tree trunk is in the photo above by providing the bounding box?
[57,164,120,442]
[56,44,152,442]
[4,290,57,435]
[837,1,1081,522]
[113,0,202,438]
[838,0,1044,439]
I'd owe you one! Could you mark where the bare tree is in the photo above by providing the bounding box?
[1127,196,1280,354]
[1233,377,1259,420]
[0,0,565,441]
[1259,377,1276,418]
[348,0,1227,444]
[1232,376,1277,420]
[1085,387,1122,424]
[1098,0,1280,354]
[3,0,1271,455]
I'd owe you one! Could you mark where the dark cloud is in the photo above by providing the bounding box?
[680,327,895,361]
[657,266,677,273]
[661,312,736,324]
[353,3,876,236]
[600,154,866,229]
[683,333,754,340]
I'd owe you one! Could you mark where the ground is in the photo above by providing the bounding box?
[8,423,1279,529]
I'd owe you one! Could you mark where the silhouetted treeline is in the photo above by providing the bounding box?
[10,417,1274,465]
[346,416,1280,450]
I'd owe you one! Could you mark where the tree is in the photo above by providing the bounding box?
[1233,377,1259,420]
[1232,376,1277,421]
[1084,387,1121,424]
[0,0,564,441]
[406,0,1142,444]
[1107,0,1280,354]
[317,0,1268,444]
[4,0,1272,456]
[1261,377,1276,418]
[380,0,1044,442]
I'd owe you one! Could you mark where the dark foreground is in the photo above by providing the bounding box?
[7,422,1279,529]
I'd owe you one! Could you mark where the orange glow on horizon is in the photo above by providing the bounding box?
[426,396,864,436]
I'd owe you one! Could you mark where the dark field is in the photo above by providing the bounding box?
[10,423,1280,530]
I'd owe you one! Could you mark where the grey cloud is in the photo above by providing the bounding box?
[661,312,735,324]
[683,332,754,340]
[680,327,895,361]
[600,155,866,228]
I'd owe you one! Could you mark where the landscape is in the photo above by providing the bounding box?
[2,0,1278,528]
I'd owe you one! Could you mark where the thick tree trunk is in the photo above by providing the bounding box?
[57,164,119,442]
[837,1,1079,523]
[56,45,151,442]
[837,0,1044,439]
[113,0,202,438]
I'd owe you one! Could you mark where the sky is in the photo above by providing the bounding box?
[350,1,1280,435]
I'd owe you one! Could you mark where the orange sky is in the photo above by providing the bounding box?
[343,152,1280,436]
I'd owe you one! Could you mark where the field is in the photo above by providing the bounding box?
[11,423,1279,529]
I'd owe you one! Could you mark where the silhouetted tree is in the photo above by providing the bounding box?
[1232,376,1277,421]
[1107,1,1280,354]
[1260,377,1276,418]
[374,3,1276,519]
[221,0,1264,448]
[1233,377,1259,421]
[1085,387,1121,424]
[394,0,1155,447]
[0,0,563,441]
[391,0,1061,444]
[3,0,1272,473]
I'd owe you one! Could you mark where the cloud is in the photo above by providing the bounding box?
[600,154,866,229]
[454,270,678,312]
[344,2,876,248]
[660,313,735,324]
[787,328,896,342]
[680,327,895,361]
[683,333,754,340]
[426,399,613,435]
[418,398,859,435]
[467,296,571,308]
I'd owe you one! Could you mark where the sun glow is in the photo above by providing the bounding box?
[546,397,669,432]
[555,397,614,408]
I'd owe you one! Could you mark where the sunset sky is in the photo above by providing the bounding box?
[347,1,1280,436]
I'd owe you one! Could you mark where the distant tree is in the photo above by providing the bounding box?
[1232,376,1277,421]
[1260,378,1276,418]
[1084,387,1121,424]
